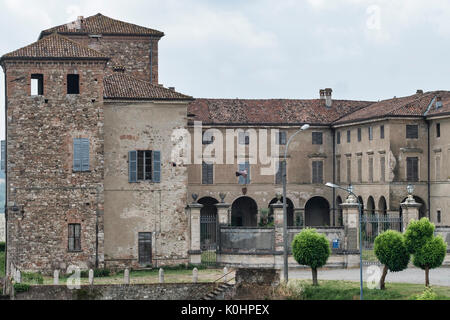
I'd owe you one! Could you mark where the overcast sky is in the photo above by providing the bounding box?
[2,0,450,139]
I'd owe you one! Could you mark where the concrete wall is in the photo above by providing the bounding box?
[13,283,216,300]
[103,101,189,268]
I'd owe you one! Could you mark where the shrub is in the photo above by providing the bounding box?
[416,287,437,300]
[292,229,331,286]
[413,236,447,287]
[22,272,44,284]
[404,218,434,254]
[80,268,111,278]
[374,230,410,289]
[13,283,30,293]
[0,242,5,252]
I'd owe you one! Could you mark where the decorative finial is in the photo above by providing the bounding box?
[191,193,198,204]
[219,192,226,203]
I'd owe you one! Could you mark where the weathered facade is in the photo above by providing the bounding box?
[2,14,450,273]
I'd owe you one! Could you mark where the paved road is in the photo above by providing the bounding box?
[289,266,450,286]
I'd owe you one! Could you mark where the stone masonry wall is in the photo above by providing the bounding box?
[4,60,106,273]
[51,34,160,84]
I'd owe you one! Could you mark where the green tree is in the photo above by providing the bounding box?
[404,218,447,286]
[374,230,410,290]
[413,236,447,287]
[291,229,331,286]
[404,218,434,254]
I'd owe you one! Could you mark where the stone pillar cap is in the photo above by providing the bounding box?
[187,203,203,209]
[215,203,231,208]
[270,203,283,209]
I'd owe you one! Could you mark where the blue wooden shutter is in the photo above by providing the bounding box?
[129,151,137,182]
[152,151,161,183]
[238,163,246,184]
[245,162,250,184]
[73,139,82,172]
[81,138,90,171]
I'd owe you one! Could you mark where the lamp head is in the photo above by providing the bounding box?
[325,182,337,188]
[301,124,310,131]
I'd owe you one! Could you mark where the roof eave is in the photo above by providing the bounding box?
[0,56,110,64]
[39,31,164,40]
[104,96,194,102]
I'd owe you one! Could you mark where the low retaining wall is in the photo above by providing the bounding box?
[13,283,218,300]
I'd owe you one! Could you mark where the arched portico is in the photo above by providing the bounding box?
[305,196,330,226]
[231,196,258,226]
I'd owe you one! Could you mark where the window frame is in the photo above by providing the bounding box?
[68,223,81,252]
[31,74,44,96]
[67,74,80,94]
[406,156,419,182]
[202,161,214,185]
[312,132,323,145]
[406,125,419,139]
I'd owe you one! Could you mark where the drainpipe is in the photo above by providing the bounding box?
[426,119,431,219]
[3,69,7,276]
[332,128,336,226]
[95,185,100,269]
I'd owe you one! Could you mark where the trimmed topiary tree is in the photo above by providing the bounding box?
[413,236,447,287]
[404,218,447,286]
[291,228,331,286]
[404,218,435,254]
[373,230,410,290]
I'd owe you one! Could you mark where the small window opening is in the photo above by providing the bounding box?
[31,74,43,95]
[67,74,80,94]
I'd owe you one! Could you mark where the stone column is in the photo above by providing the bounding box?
[340,194,360,251]
[271,202,285,271]
[188,203,203,264]
[400,196,421,232]
[215,203,230,226]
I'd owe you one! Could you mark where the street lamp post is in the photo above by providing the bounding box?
[282,124,310,282]
[325,182,364,300]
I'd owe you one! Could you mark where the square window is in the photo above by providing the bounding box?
[31,74,44,95]
[406,125,418,139]
[67,74,80,94]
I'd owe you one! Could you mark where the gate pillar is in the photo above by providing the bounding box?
[215,203,231,225]
[270,202,285,270]
[340,194,360,251]
[400,196,421,232]
[188,203,203,264]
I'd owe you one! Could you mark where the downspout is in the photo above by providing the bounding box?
[426,119,431,219]
[332,127,336,226]
[3,68,7,276]
[95,185,100,268]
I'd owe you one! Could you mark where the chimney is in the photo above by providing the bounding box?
[169,87,175,91]
[75,16,84,30]
[319,89,326,100]
[325,88,333,108]
[416,89,423,94]
[436,96,443,109]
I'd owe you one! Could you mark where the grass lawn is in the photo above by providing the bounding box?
[40,268,232,285]
[278,279,450,300]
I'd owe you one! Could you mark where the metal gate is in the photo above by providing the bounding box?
[200,213,218,266]
[360,213,401,265]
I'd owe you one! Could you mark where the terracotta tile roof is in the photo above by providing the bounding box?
[40,13,164,38]
[188,98,372,125]
[334,92,440,125]
[0,33,109,61]
[104,73,193,101]
[424,91,450,117]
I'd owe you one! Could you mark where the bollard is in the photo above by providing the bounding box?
[223,267,228,283]
[16,270,21,284]
[88,269,94,285]
[124,268,130,285]
[53,270,59,285]
[192,267,198,283]
[159,268,164,283]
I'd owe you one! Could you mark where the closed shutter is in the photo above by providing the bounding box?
[152,151,161,182]
[202,162,213,184]
[336,158,341,184]
[73,139,82,172]
[406,125,418,139]
[380,125,385,139]
[312,161,323,183]
[337,132,341,144]
[357,128,361,142]
[312,132,323,145]
[347,158,351,183]
[129,151,137,182]
[278,132,287,145]
[380,157,385,182]
[81,139,90,171]
[407,157,419,182]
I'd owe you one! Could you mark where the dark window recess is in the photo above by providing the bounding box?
[31,74,44,95]
[380,125,385,139]
[138,232,152,266]
[277,131,287,145]
[312,161,323,184]
[347,158,351,183]
[129,150,161,183]
[336,158,341,184]
[275,160,286,184]
[436,123,441,138]
[437,211,441,223]
[312,132,323,145]
[202,162,214,184]
[380,157,386,182]
[67,74,80,94]
[202,131,214,145]
[406,125,419,139]
[357,158,362,182]
[357,128,362,142]
[347,130,351,143]
[68,224,81,251]
[406,157,419,182]
[337,131,341,144]
[368,127,373,141]
[368,157,374,182]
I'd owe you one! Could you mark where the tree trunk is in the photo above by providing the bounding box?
[312,268,318,286]
[380,265,388,290]
[425,266,430,287]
